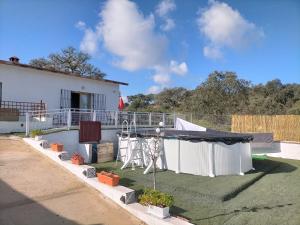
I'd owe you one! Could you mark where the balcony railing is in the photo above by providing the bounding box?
[25,108,184,136]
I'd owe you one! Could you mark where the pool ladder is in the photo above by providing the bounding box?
[116,120,144,170]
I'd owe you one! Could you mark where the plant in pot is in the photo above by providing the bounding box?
[71,153,84,165]
[30,129,44,141]
[139,189,174,219]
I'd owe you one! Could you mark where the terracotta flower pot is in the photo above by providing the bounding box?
[97,171,120,186]
[51,143,64,152]
[71,158,84,165]
[71,153,84,165]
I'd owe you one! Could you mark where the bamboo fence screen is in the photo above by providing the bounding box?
[231,115,300,142]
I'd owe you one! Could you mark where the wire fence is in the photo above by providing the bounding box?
[180,113,232,131]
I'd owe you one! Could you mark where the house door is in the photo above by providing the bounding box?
[71,92,80,109]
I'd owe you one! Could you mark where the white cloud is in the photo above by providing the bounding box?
[76,21,101,55]
[99,0,167,71]
[160,18,175,31]
[203,46,223,59]
[198,1,264,59]
[76,21,86,29]
[147,85,162,94]
[156,0,176,31]
[156,0,176,17]
[153,73,171,85]
[170,60,188,75]
[80,28,101,55]
[77,0,187,92]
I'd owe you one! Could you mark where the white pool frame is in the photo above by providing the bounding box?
[119,137,253,177]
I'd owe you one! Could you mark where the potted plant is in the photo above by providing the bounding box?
[139,189,174,219]
[30,129,44,141]
[71,153,84,165]
[51,143,64,152]
[97,171,120,186]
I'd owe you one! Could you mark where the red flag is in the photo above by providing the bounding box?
[118,97,124,110]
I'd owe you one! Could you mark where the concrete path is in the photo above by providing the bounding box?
[0,138,143,225]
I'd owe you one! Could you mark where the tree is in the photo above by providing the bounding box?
[126,94,154,111]
[30,47,105,78]
[144,125,163,190]
[155,87,191,112]
[124,71,300,116]
[190,71,251,115]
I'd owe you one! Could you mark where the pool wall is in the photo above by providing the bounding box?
[120,137,252,176]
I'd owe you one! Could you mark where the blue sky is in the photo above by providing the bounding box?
[0,0,299,98]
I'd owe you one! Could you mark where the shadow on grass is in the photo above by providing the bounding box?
[248,159,297,174]
[194,203,294,222]
[170,205,188,215]
[224,159,297,201]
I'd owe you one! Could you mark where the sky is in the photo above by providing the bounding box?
[0,0,299,98]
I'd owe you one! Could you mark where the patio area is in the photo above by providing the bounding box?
[92,157,300,225]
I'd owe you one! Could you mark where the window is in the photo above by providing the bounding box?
[80,93,91,109]
[60,89,106,110]
[92,93,106,110]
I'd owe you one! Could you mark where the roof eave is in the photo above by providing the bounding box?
[0,60,128,86]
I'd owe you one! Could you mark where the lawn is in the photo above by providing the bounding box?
[92,157,300,225]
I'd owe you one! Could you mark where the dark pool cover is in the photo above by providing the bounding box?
[117,129,253,145]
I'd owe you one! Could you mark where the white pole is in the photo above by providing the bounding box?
[173,113,176,129]
[149,112,152,126]
[115,111,118,127]
[133,112,136,125]
[176,139,180,174]
[25,112,30,137]
[162,113,165,126]
[208,143,215,177]
[92,110,96,121]
[239,146,244,175]
[67,109,72,130]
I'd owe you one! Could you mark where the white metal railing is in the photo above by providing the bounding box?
[25,108,182,136]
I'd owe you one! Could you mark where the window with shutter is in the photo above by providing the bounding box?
[92,93,106,110]
[60,89,71,109]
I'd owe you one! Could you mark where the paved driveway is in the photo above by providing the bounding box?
[0,138,142,225]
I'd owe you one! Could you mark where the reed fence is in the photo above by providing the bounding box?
[231,115,300,142]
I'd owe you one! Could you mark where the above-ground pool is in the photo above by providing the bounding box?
[118,129,253,177]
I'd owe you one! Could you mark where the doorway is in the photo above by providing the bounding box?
[71,92,80,109]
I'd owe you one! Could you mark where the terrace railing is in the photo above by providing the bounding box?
[25,108,181,136]
[0,100,46,117]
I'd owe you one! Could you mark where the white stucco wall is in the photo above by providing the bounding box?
[0,64,120,110]
[40,129,120,162]
[253,142,300,160]
[0,118,53,133]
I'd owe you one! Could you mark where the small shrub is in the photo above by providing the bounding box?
[139,189,174,208]
[30,129,43,137]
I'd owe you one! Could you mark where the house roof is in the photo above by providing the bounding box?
[0,59,128,86]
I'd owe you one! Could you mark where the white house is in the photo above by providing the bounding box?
[0,57,128,111]
[0,57,128,133]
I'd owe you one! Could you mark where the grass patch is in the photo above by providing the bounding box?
[92,157,300,225]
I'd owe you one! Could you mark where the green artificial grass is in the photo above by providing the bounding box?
[252,154,268,160]
[92,157,300,225]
